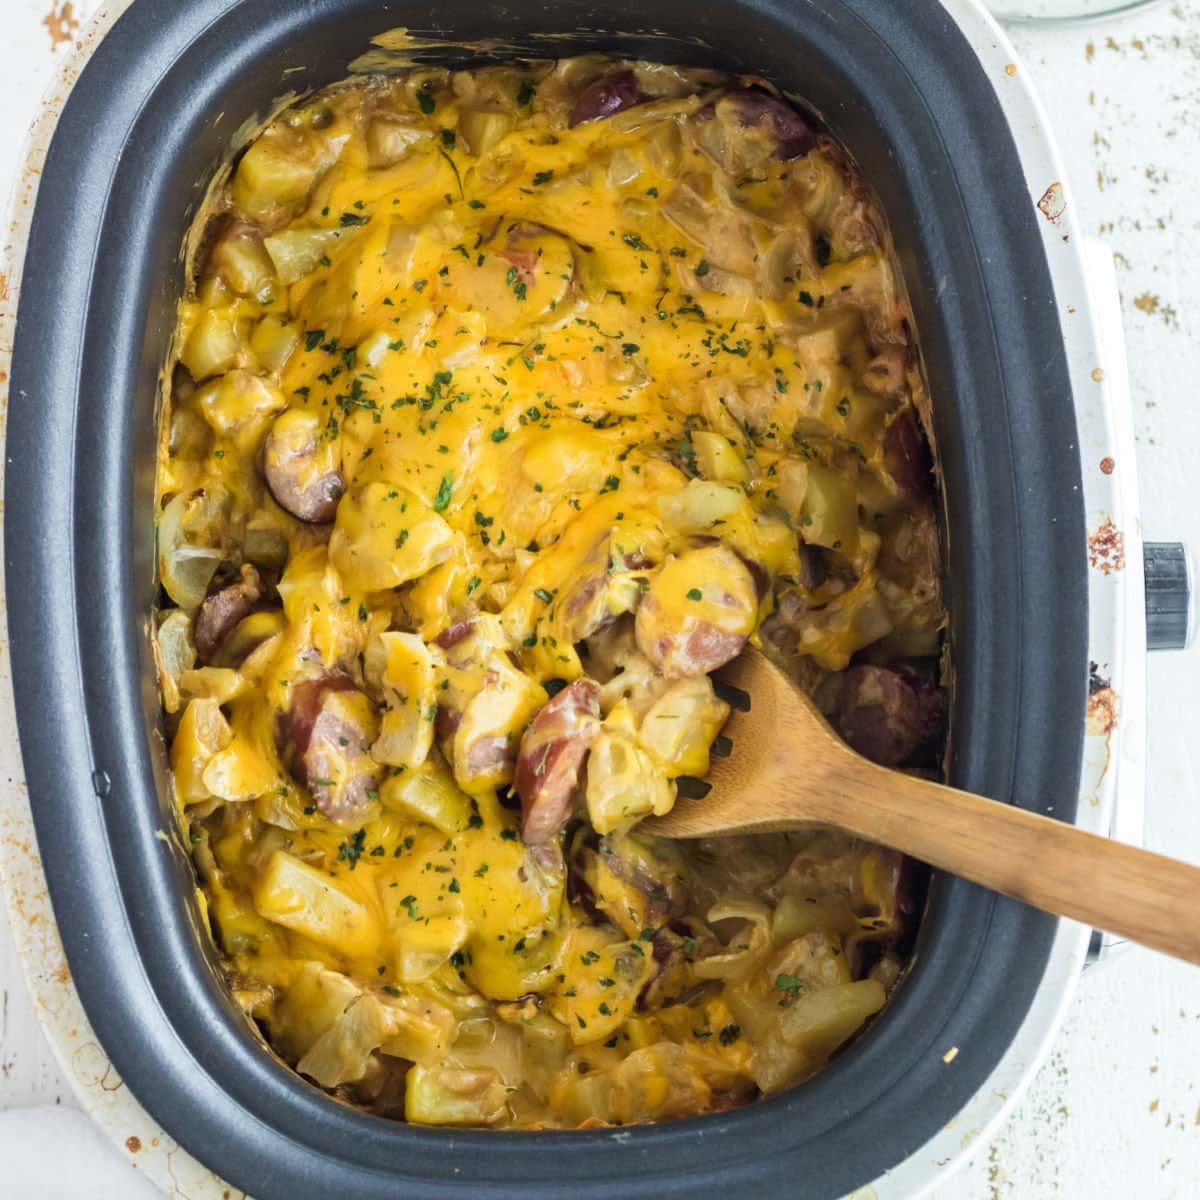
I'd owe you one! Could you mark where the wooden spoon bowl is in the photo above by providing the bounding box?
[643,647,1200,965]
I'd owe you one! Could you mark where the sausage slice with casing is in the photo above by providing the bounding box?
[279,675,381,823]
[193,563,268,662]
[635,544,758,679]
[516,680,603,844]
[261,408,343,522]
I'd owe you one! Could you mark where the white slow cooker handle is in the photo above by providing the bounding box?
[1081,237,1193,653]
[1079,238,1192,967]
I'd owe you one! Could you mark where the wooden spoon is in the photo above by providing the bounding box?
[642,647,1200,965]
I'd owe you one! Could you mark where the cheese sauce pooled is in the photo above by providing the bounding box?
[157,57,946,1129]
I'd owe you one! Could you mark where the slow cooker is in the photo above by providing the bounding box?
[0,1,1190,1197]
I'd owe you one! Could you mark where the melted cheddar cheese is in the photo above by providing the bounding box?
[156,58,945,1129]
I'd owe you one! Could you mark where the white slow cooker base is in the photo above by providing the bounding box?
[0,2,1144,1198]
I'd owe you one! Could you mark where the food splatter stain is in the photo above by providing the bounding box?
[1037,182,1066,224]
[125,1135,142,1153]
[1100,457,1115,475]
[1133,291,1180,328]
[1088,517,1125,575]
[1087,665,1120,737]
[42,2,78,49]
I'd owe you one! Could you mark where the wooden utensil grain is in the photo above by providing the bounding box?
[643,647,1200,966]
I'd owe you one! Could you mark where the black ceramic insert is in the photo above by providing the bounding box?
[6,1,1088,1197]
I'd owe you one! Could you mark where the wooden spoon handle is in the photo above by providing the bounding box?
[800,770,1200,965]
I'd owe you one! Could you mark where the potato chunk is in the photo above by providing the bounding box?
[329,482,456,592]
[366,631,439,769]
[405,1064,508,1126]
[586,702,674,834]
[638,676,730,778]
[253,850,379,958]
[170,697,232,806]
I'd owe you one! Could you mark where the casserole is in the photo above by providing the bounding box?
[156,58,947,1127]
[4,0,1096,1196]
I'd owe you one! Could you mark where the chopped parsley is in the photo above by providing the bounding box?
[505,265,528,302]
[678,432,698,477]
[432,473,453,512]
[337,828,367,870]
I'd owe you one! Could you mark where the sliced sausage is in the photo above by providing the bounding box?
[434,618,476,654]
[262,408,343,523]
[278,673,353,754]
[278,674,378,822]
[569,70,647,127]
[882,407,934,504]
[193,564,267,661]
[432,617,546,794]
[833,664,944,767]
[719,90,817,161]
[465,734,512,779]
[515,679,602,845]
[687,90,816,178]
[302,690,381,823]
[434,704,462,746]
[562,574,609,642]
[559,538,649,644]
[664,623,744,678]
[635,545,758,679]
[446,223,575,334]
[737,553,770,601]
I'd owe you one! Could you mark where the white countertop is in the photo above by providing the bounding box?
[2,1,1198,1197]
